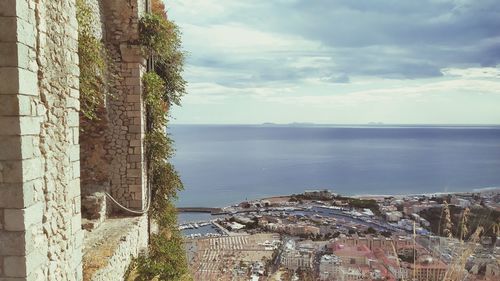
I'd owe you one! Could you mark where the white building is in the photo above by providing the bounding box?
[385,211,403,222]
[319,254,342,280]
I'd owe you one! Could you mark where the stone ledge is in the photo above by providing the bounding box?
[82,215,148,281]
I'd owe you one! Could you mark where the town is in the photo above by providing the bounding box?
[179,189,500,281]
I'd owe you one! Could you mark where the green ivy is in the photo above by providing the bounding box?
[142,72,183,219]
[133,12,191,281]
[76,0,113,120]
[139,13,187,107]
[135,202,191,281]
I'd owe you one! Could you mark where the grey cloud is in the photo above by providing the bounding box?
[178,0,500,85]
[323,74,350,83]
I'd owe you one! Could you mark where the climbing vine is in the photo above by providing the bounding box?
[139,13,186,106]
[131,1,190,280]
[76,0,113,120]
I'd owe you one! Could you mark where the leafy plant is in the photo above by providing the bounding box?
[134,72,189,281]
[132,1,190,279]
[135,203,191,281]
[76,0,113,120]
[139,13,186,106]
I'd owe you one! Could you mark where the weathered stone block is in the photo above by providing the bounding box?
[73,196,81,215]
[125,110,141,117]
[0,0,17,16]
[0,209,3,230]
[128,125,141,133]
[127,155,141,162]
[0,67,38,96]
[128,200,143,209]
[69,88,79,99]
[0,0,32,20]
[73,231,84,252]
[3,248,45,278]
[72,160,80,180]
[3,203,43,231]
[0,17,36,47]
[0,136,21,160]
[0,95,33,117]
[124,77,140,86]
[68,178,80,199]
[67,110,79,127]
[127,169,141,178]
[0,17,17,41]
[133,147,141,155]
[81,193,107,221]
[0,117,21,136]
[128,185,141,193]
[0,179,43,209]
[19,116,41,136]
[120,45,144,63]
[0,42,36,72]
[69,145,79,162]
[70,215,81,235]
[0,231,25,256]
[66,96,80,111]
[125,94,140,102]
[0,160,23,183]
[22,158,42,182]
[0,95,19,116]
[0,42,18,67]
[0,135,37,162]
[72,127,80,144]
[129,139,141,147]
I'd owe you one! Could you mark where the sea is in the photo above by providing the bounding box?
[169,125,500,208]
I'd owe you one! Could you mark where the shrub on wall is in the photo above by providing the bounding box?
[131,1,191,280]
[139,13,186,106]
[76,0,113,120]
[135,59,190,281]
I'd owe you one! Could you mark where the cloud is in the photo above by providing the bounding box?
[165,0,500,124]
[169,0,500,85]
[322,73,350,83]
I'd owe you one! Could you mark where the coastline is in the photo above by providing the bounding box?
[351,186,500,199]
[178,187,500,210]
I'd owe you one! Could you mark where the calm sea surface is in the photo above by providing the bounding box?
[170,125,500,207]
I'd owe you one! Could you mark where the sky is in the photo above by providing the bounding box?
[164,0,500,124]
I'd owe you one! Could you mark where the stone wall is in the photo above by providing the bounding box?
[0,0,150,280]
[80,0,148,212]
[79,0,111,199]
[83,216,148,281]
[101,0,148,211]
[0,0,83,280]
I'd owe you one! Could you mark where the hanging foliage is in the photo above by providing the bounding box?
[139,12,186,106]
[76,0,113,120]
[132,1,190,279]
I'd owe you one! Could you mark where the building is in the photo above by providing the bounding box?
[281,239,313,270]
[450,196,472,208]
[319,254,342,280]
[331,244,373,266]
[286,224,320,236]
[334,234,411,254]
[403,254,447,281]
[385,211,403,222]
[373,246,408,280]
[338,267,364,281]
[281,249,313,270]
[303,189,336,200]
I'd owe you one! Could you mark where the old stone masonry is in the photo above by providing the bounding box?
[0,0,150,280]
